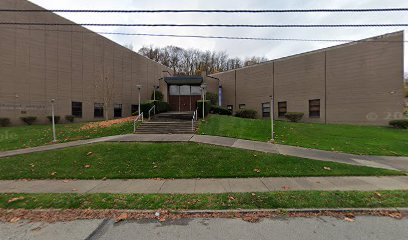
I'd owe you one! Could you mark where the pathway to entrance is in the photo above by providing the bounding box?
[1,176,407,194]
[1,134,407,172]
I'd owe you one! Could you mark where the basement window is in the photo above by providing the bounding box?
[227,105,233,112]
[131,105,139,115]
[278,101,287,118]
[262,102,271,118]
[71,102,82,118]
[114,104,123,118]
[94,103,104,118]
[309,99,321,118]
[239,104,246,110]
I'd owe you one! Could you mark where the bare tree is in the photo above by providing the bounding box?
[137,44,267,75]
[95,72,115,120]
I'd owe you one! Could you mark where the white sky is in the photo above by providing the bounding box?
[29,0,408,71]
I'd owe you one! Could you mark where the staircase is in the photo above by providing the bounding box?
[135,111,198,134]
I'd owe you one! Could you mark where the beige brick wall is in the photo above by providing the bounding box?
[0,0,171,125]
[211,31,404,125]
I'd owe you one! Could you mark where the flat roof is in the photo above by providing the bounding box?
[164,76,203,85]
[210,31,404,76]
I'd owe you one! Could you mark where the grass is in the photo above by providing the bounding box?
[0,143,402,180]
[1,191,407,210]
[0,120,134,152]
[199,115,408,156]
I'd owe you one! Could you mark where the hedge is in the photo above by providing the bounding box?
[389,119,408,129]
[0,118,10,127]
[47,116,61,124]
[235,109,257,119]
[20,116,37,125]
[197,100,211,118]
[285,112,304,122]
[65,115,75,123]
[210,106,232,116]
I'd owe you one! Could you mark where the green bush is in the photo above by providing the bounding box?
[285,112,304,122]
[210,106,232,115]
[151,90,164,101]
[197,100,211,118]
[46,116,61,124]
[206,92,218,106]
[65,115,75,123]
[0,118,11,127]
[155,101,171,113]
[20,116,37,125]
[235,109,257,119]
[389,120,408,129]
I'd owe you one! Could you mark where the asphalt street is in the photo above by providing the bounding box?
[0,216,407,240]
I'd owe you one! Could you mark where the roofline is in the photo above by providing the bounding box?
[24,0,172,71]
[210,31,404,76]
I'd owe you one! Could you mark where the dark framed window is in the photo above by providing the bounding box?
[309,99,321,118]
[71,102,82,118]
[131,105,139,115]
[94,103,104,118]
[278,101,287,117]
[227,105,233,112]
[239,104,246,110]
[114,104,123,118]
[262,102,271,117]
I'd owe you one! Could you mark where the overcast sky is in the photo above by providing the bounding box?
[29,0,408,71]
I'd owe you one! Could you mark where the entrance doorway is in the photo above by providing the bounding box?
[168,85,202,112]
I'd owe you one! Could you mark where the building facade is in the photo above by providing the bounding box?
[0,0,172,125]
[0,0,405,126]
[210,31,405,125]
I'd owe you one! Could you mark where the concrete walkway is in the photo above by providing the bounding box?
[1,134,408,171]
[0,176,407,194]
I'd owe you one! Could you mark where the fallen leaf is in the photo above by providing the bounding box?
[344,217,355,222]
[323,167,332,171]
[50,172,57,176]
[8,197,25,203]
[281,186,290,190]
[63,180,70,183]
[86,152,93,156]
[115,213,128,223]
[374,192,382,198]
[388,212,402,219]
[72,188,78,192]
[9,217,21,223]
[251,193,256,196]
[158,217,166,222]
[84,165,91,169]
[253,154,257,157]
[253,169,261,173]
[228,196,235,201]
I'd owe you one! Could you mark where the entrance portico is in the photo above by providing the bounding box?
[164,76,203,112]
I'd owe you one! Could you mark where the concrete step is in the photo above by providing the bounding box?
[135,119,198,134]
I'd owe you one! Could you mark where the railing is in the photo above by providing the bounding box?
[148,105,156,120]
[192,108,198,132]
[133,112,144,133]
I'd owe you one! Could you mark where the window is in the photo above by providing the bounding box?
[262,102,271,117]
[239,104,246,110]
[114,104,122,118]
[278,101,287,117]
[71,102,82,118]
[309,99,321,118]
[94,103,104,118]
[131,105,139,115]
[227,105,233,112]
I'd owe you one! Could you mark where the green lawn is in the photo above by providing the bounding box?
[0,120,134,151]
[1,191,407,210]
[199,115,408,156]
[0,143,401,180]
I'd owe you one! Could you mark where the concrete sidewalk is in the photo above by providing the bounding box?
[1,176,407,194]
[1,134,407,171]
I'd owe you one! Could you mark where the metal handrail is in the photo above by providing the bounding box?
[133,112,144,133]
[148,105,156,120]
[192,108,198,132]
